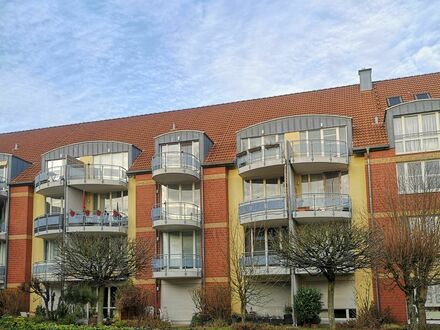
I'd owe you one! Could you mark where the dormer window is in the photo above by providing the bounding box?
[414,92,431,100]
[387,96,403,107]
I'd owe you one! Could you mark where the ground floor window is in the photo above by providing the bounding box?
[103,287,117,319]
[427,285,440,321]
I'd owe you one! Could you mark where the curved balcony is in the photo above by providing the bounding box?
[32,261,59,282]
[293,193,351,223]
[239,196,288,226]
[151,202,201,231]
[0,177,7,199]
[152,152,200,184]
[290,140,348,174]
[34,211,128,238]
[35,164,128,196]
[67,164,128,193]
[236,144,284,179]
[152,254,202,279]
[241,252,290,276]
[34,166,65,197]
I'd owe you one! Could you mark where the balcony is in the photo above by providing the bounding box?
[293,193,351,223]
[152,254,202,278]
[32,261,59,282]
[151,202,201,231]
[35,164,128,196]
[0,177,7,199]
[241,252,290,276]
[67,164,128,193]
[34,211,128,238]
[290,140,348,174]
[238,196,288,226]
[152,152,200,184]
[237,144,285,179]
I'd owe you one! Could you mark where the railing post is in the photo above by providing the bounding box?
[313,194,316,216]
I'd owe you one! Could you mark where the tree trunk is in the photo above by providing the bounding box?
[328,280,335,330]
[241,302,246,324]
[406,291,417,330]
[97,286,105,325]
[416,286,428,330]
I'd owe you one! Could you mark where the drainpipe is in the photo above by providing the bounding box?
[366,147,380,312]
[4,185,10,288]
[200,166,205,283]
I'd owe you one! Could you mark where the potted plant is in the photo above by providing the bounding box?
[84,209,90,217]
[284,305,293,324]
[294,287,322,327]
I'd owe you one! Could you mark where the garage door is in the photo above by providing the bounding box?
[249,282,291,317]
[160,279,201,325]
[300,275,355,309]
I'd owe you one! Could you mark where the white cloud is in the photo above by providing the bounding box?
[0,0,439,132]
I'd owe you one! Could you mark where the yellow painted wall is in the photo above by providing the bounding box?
[348,154,373,307]
[227,169,244,314]
[30,193,47,312]
[127,177,136,240]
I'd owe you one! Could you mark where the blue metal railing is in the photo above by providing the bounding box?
[238,196,287,222]
[152,152,200,173]
[152,254,201,271]
[237,144,284,169]
[294,193,351,215]
[290,139,348,162]
[151,202,200,225]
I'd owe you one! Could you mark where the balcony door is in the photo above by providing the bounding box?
[299,127,347,157]
[161,183,200,221]
[160,141,200,168]
[161,231,200,269]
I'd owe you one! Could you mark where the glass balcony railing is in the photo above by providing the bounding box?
[294,193,351,215]
[290,139,348,162]
[151,202,200,226]
[152,254,201,271]
[0,176,7,193]
[0,265,5,280]
[35,164,128,190]
[152,152,200,173]
[236,144,284,170]
[32,261,58,280]
[34,211,128,235]
[238,196,287,224]
[241,251,284,268]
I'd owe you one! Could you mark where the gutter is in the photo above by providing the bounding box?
[353,144,389,154]
[366,147,381,312]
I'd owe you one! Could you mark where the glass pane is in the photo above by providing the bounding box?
[324,172,340,194]
[252,179,264,199]
[405,116,419,136]
[301,175,309,194]
[339,127,347,142]
[422,113,437,133]
[244,180,251,201]
[194,183,200,206]
[192,141,200,159]
[267,228,278,251]
[169,232,181,255]
[241,138,248,151]
[245,228,252,253]
[310,174,323,193]
[264,135,277,145]
[167,185,180,202]
[254,228,265,252]
[249,137,261,148]
[181,184,193,203]
[341,172,349,195]
[265,178,278,197]
[393,117,403,138]
[182,232,193,256]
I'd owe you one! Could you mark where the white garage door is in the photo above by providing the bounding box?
[301,275,355,309]
[160,279,201,325]
[249,282,291,317]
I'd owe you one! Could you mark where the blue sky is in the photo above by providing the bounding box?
[1,0,439,133]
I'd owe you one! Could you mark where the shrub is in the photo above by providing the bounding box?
[191,285,231,324]
[294,287,322,326]
[232,322,260,330]
[112,317,171,329]
[0,288,27,316]
[339,301,393,329]
[115,284,151,320]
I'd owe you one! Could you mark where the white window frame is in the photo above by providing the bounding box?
[393,112,440,154]
[396,160,440,194]
[243,177,284,201]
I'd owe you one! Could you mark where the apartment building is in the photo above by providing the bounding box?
[0,69,439,324]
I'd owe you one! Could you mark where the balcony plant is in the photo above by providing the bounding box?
[84,209,90,217]
[96,210,102,217]
[69,210,75,217]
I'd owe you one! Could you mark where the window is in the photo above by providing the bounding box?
[44,240,58,262]
[414,92,431,100]
[240,134,283,152]
[160,141,200,159]
[243,177,284,201]
[396,160,440,193]
[45,197,64,214]
[93,191,128,213]
[103,287,117,318]
[0,242,6,266]
[393,112,440,153]
[160,230,200,266]
[161,183,200,205]
[298,127,347,157]
[387,96,403,107]
[93,152,128,169]
[46,159,64,179]
[244,226,288,266]
[300,172,349,195]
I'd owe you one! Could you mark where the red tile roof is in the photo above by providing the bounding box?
[2,71,440,183]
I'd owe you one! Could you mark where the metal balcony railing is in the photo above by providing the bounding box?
[236,143,284,169]
[290,139,348,162]
[152,152,200,173]
[67,164,127,184]
[32,261,58,278]
[294,193,351,215]
[151,202,200,225]
[0,176,7,192]
[35,164,128,189]
[34,211,128,235]
[152,254,201,271]
[238,196,287,223]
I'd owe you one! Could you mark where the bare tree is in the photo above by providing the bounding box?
[228,225,282,323]
[373,162,440,330]
[20,278,58,320]
[274,222,372,330]
[55,234,152,324]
